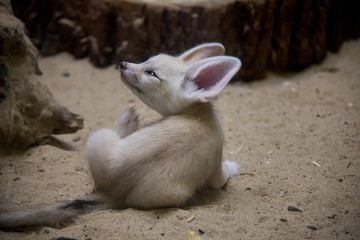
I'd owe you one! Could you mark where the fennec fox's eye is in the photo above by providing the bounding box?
[145,70,160,80]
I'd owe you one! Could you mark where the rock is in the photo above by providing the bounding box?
[37,166,45,172]
[12,0,360,80]
[0,0,83,150]
[307,225,317,230]
[287,206,303,213]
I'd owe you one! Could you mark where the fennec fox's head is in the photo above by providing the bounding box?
[119,43,241,116]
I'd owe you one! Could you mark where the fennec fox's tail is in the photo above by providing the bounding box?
[0,194,105,229]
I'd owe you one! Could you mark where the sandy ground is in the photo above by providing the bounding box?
[0,40,359,240]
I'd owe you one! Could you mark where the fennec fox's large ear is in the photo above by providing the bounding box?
[179,43,225,64]
[183,56,241,102]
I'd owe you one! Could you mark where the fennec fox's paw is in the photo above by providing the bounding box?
[118,107,139,138]
[222,160,240,179]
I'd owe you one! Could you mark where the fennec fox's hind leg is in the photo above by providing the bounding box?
[118,107,139,138]
[210,160,240,189]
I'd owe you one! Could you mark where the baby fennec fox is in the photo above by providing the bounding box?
[0,43,241,229]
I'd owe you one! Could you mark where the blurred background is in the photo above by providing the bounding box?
[11,0,360,81]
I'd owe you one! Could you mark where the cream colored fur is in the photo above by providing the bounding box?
[86,43,241,209]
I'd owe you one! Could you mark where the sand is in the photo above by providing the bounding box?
[0,40,359,240]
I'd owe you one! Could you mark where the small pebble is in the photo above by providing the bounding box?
[327,214,337,219]
[62,72,70,78]
[75,166,83,171]
[38,166,44,172]
[160,233,165,236]
[287,206,303,213]
[280,218,288,222]
[279,190,287,197]
[307,226,317,230]
[198,229,205,234]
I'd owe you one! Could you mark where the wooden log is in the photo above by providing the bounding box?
[0,0,83,150]
[12,0,360,80]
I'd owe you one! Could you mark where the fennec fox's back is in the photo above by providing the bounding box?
[86,42,241,208]
[0,43,241,229]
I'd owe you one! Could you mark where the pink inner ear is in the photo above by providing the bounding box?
[194,64,227,90]
[184,56,241,102]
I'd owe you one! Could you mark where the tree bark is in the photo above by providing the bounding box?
[12,0,360,80]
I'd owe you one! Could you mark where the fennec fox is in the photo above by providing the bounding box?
[0,43,241,229]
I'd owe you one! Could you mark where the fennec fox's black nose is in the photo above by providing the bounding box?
[120,61,128,70]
